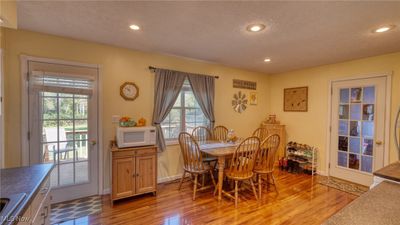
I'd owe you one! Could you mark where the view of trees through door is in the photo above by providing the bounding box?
[40,92,90,187]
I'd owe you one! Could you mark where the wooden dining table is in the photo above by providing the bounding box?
[199,141,240,201]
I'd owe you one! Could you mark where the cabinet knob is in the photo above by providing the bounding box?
[376,140,383,145]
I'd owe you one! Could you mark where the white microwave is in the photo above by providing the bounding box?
[116,126,156,148]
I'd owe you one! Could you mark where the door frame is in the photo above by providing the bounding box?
[325,72,392,177]
[20,55,105,195]
[0,48,3,169]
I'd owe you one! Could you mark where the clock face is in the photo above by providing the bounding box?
[120,82,139,101]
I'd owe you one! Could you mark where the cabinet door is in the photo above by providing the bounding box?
[135,154,156,194]
[112,157,135,199]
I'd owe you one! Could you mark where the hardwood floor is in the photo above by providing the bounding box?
[58,171,357,225]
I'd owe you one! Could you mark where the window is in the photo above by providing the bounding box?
[161,79,209,141]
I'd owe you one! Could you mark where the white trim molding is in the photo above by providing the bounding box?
[157,173,190,184]
[0,49,4,168]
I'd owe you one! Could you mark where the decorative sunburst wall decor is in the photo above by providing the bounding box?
[232,91,248,113]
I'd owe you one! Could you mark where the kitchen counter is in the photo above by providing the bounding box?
[373,161,400,182]
[0,164,53,225]
[323,181,400,225]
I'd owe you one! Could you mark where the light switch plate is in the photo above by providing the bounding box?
[112,115,120,123]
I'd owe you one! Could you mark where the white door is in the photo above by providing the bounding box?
[28,63,99,203]
[329,76,387,186]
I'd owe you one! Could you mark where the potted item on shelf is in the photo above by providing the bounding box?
[119,116,136,127]
[137,117,146,127]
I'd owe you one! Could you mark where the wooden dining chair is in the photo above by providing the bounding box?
[222,136,260,208]
[252,127,269,143]
[192,126,213,143]
[178,132,217,200]
[213,125,229,142]
[254,134,280,198]
[192,126,217,163]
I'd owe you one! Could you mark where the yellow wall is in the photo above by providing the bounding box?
[269,52,400,173]
[3,28,270,188]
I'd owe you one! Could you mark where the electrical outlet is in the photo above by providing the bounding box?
[112,115,120,123]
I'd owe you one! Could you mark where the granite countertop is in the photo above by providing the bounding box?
[373,161,400,182]
[323,181,400,225]
[0,164,54,225]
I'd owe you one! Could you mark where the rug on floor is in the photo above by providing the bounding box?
[318,176,369,196]
[50,195,102,225]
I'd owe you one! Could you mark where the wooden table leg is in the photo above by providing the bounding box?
[217,156,225,201]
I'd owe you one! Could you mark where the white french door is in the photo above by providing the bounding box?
[329,76,387,186]
[27,61,99,203]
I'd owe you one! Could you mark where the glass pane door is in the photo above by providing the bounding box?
[40,92,90,187]
[337,86,375,173]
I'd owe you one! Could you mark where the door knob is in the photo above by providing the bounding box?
[376,140,383,145]
[90,140,97,146]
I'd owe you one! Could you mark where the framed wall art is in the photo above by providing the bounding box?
[283,86,308,112]
[249,92,257,105]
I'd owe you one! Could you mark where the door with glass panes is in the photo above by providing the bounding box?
[330,76,387,186]
[28,69,98,203]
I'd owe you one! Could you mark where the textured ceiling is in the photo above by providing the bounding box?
[17,1,400,74]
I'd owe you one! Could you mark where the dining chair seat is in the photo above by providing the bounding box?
[203,156,218,163]
[224,169,254,181]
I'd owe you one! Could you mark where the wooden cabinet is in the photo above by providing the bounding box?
[260,123,286,159]
[111,145,157,205]
[18,176,51,225]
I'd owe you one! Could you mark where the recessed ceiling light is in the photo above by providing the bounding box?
[247,24,266,32]
[373,25,395,33]
[129,24,140,30]
[264,58,271,62]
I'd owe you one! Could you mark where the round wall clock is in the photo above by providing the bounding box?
[120,82,139,101]
[232,91,248,113]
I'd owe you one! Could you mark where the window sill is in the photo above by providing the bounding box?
[165,140,179,146]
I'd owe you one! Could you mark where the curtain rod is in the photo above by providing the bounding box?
[148,66,219,79]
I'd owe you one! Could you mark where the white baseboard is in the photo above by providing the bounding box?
[157,173,190,184]
[316,170,327,176]
[102,188,110,195]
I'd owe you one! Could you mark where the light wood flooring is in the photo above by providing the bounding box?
[58,171,357,225]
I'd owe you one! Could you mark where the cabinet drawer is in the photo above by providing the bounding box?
[113,150,136,158]
[135,147,156,156]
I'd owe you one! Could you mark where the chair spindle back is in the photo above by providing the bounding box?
[192,126,212,144]
[179,132,205,172]
[252,127,269,143]
[213,125,229,142]
[227,137,260,178]
[257,134,280,172]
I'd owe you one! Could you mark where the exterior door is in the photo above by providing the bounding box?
[27,62,99,203]
[330,76,387,186]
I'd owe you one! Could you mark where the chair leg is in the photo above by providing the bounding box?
[258,175,262,199]
[202,173,205,187]
[178,171,186,190]
[209,170,217,188]
[235,180,238,208]
[250,178,258,201]
[193,174,198,200]
[271,173,279,194]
